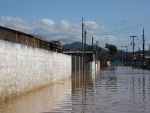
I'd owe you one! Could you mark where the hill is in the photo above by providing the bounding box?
[62,42,108,52]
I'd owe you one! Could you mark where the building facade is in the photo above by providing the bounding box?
[0,25,62,53]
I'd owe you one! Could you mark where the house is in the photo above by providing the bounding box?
[0,25,62,53]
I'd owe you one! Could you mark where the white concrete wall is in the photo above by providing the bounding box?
[0,40,71,101]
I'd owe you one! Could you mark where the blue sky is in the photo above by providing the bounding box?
[0,0,150,51]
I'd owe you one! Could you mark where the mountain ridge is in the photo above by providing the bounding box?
[62,42,108,52]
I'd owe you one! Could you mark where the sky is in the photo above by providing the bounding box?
[0,0,150,52]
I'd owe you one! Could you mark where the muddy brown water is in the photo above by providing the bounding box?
[0,66,150,113]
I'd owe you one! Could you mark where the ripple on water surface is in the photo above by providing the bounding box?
[0,66,150,113]
[49,66,150,113]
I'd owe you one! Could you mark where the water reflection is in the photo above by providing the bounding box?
[0,66,150,113]
[0,78,72,113]
[50,66,150,113]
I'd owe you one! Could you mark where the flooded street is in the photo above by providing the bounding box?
[0,66,150,113]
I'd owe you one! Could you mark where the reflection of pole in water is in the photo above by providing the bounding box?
[132,77,135,101]
[132,66,135,70]
[82,73,87,112]
[142,73,145,101]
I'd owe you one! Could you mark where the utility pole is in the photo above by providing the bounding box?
[130,35,137,61]
[95,41,98,70]
[142,28,145,68]
[92,37,93,53]
[148,44,150,55]
[82,17,85,58]
[96,41,98,60]
[84,30,87,60]
[92,37,94,61]
[82,17,85,74]
[84,30,87,72]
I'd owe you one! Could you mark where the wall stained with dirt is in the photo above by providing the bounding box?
[0,40,71,102]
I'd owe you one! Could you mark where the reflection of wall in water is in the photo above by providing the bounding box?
[71,74,84,93]
[0,78,72,113]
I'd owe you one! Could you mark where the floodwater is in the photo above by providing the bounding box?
[0,66,150,113]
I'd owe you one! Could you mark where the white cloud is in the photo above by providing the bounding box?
[86,31,129,50]
[0,16,32,30]
[84,21,105,30]
[0,17,81,44]
[0,16,127,49]
[60,20,71,29]
[36,18,54,27]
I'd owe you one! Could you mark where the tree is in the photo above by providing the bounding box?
[105,43,117,55]
[104,43,117,66]
[95,46,101,60]
[86,45,102,60]
[86,45,93,51]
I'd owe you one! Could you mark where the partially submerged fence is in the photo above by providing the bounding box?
[71,56,83,75]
